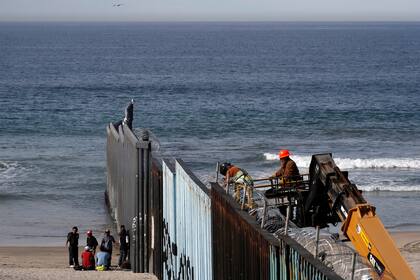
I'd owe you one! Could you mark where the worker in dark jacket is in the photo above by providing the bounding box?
[86,230,98,254]
[219,162,256,209]
[66,226,79,267]
[272,150,300,185]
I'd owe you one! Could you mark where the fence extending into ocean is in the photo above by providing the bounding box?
[106,123,343,280]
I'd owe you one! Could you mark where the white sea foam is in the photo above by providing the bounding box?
[263,153,420,170]
[357,184,420,192]
[0,161,20,180]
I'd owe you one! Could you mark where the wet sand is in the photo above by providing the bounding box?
[0,232,419,279]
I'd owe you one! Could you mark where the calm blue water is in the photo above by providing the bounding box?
[1,22,420,244]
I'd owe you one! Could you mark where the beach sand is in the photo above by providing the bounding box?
[0,231,419,279]
[391,231,420,278]
[0,246,157,280]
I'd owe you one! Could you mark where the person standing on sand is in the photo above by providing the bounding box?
[118,225,128,267]
[86,230,98,254]
[100,229,115,266]
[66,226,79,268]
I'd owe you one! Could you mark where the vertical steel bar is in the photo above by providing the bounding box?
[261,197,267,229]
[315,226,320,259]
[134,144,140,273]
[144,138,151,272]
[351,252,357,280]
[285,204,290,235]
[139,146,144,272]
[216,162,219,183]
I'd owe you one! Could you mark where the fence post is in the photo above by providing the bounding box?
[315,226,320,259]
[137,129,151,272]
[351,252,357,280]
[284,204,291,235]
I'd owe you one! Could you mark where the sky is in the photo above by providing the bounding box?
[0,0,420,21]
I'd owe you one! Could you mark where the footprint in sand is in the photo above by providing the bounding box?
[402,240,420,253]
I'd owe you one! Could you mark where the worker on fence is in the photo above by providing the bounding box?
[112,99,133,130]
[219,162,256,209]
[272,149,300,186]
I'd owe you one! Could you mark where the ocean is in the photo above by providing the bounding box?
[0,22,419,245]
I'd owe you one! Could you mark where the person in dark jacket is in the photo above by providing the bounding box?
[113,100,134,130]
[100,229,115,266]
[86,230,98,254]
[118,225,128,267]
[272,150,300,185]
[66,226,79,267]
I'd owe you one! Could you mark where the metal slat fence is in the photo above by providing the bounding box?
[106,124,162,277]
[162,159,212,280]
[107,123,345,279]
[211,182,344,280]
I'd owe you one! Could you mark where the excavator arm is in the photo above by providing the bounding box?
[308,154,416,280]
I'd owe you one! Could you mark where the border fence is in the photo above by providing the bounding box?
[106,122,344,280]
[162,159,212,280]
[106,123,163,278]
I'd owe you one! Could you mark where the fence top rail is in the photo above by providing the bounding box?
[211,182,344,280]
[152,157,162,170]
[121,124,139,146]
[211,182,279,245]
[176,158,209,195]
[162,158,175,173]
[107,123,119,140]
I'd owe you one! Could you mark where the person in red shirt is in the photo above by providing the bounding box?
[219,162,255,209]
[81,246,95,270]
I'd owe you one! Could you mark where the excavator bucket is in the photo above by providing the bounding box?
[308,154,416,279]
[342,205,416,279]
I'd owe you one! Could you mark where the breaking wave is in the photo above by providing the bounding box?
[263,153,420,170]
[357,184,420,192]
[0,161,19,180]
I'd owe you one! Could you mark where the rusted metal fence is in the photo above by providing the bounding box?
[211,182,344,280]
[106,123,162,278]
[162,159,212,280]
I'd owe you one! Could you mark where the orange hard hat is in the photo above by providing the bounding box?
[278,150,290,159]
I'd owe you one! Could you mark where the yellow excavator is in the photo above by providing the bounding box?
[261,153,416,279]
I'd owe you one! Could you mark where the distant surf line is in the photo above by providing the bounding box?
[263,153,420,170]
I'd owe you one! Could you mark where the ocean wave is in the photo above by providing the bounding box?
[357,184,420,192]
[263,153,420,169]
[0,161,19,179]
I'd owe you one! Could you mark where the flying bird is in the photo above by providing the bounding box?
[113,3,123,7]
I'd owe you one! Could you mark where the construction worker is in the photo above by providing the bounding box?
[219,162,256,209]
[272,149,300,186]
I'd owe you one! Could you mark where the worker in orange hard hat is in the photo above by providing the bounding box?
[272,149,300,184]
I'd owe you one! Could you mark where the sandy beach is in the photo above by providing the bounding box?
[0,231,419,279]
[0,246,157,280]
[390,231,420,278]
